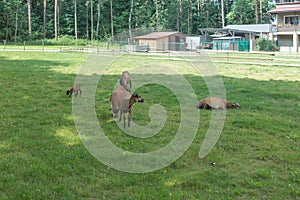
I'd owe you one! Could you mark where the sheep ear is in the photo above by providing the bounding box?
[205,104,212,109]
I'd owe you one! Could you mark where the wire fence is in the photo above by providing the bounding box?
[1,39,298,55]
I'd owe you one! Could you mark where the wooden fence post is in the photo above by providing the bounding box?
[3,40,6,51]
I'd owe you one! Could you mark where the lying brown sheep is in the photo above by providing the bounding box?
[110,85,144,127]
[197,97,240,110]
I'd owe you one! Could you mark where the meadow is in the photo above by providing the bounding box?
[0,51,299,199]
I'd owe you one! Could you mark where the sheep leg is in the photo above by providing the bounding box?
[119,110,122,122]
[128,113,131,127]
[123,113,126,128]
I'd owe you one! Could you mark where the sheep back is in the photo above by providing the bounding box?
[111,85,131,117]
[197,97,227,109]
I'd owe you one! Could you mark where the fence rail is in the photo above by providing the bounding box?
[205,51,300,67]
[1,41,300,67]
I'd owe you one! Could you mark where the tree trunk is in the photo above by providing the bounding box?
[15,2,19,43]
[74,0,78,44]
[188,0,193,34]
[90,0,94,45]
[5,15,9,41]
[43,0,47,39]
[27,0,32,38]
[58,0,61,36]
[197,0,200,17]
[177,0,182,32]
[129,0,133,43]
[156,0,158,31]
[110,0,114,43]
[86,1,89,40]
[96,0,101,39]
[255,0,258,24]
[260,0,262,23]
[54,0,58,40]
[221,0,224,28]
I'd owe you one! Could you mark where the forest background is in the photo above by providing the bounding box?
[0,0,292,44]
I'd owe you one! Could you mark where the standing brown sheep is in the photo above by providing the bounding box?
[110,85,144,127]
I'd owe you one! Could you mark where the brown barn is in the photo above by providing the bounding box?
[134,32,186,51]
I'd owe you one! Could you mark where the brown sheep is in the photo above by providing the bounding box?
[120,71,131,91]
[110,85,144,127]
[66,84,82,97]
[197,97,240,110]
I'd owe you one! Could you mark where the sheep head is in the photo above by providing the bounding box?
[130,93,144,103]
[227,102,241,109]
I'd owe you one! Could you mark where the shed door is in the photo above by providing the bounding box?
[175,36,180,51]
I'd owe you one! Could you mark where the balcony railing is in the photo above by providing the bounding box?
[273,24,300,32]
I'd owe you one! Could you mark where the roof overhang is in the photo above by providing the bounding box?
[134,32,182,40]
[223,24,271,33]
[268,6,300,14]
[212,36,242,40]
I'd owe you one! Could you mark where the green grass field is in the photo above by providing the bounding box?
[0,51,299,199]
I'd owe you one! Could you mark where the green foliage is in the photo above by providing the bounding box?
[46,35,87,46]
[256,37,276,51]
[226,0,271,24]
[0,0,275,42]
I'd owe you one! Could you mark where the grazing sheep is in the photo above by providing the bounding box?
[110,85,144,127]
[120,71,131,91]
[197,97,240,110]
[66,84,82,97]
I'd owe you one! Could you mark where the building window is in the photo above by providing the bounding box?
[284,15,299,25]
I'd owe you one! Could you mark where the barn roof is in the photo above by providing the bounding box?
[134,32,181,40]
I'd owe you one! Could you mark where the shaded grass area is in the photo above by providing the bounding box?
[0,52,299,199]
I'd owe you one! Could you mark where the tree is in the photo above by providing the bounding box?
[57,0,61,36]
[14,1,21,43]
[43,0,47,39]
[156,0,158,31]
[86,0,89,40]
[74,0,78,44]
[110,0,114,43]
[96,0,101,39]
[54,0,58,40]
[90,0,94,44]
[129,0,133,42]
[255,0,258,24]
[226,0,255,24]
[27,0,32,38]
[221,0,225,28]
[178,0,182,32]
[187,0,193,34]
[260,0,262,23]
[0,0,273,42]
